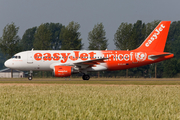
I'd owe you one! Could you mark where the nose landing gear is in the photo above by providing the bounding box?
[28,70,33,80]
[28,76,33,80]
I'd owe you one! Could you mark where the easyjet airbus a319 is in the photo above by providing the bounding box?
[4,21,174,80]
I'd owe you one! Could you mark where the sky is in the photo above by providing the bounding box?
[0,0,180,50]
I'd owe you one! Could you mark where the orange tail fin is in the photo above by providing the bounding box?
[135,21,171,52]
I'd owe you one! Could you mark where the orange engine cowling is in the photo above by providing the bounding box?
[54,66,72,77]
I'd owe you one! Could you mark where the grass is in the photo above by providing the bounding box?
[0,77,180,85]
[0,84,180,119]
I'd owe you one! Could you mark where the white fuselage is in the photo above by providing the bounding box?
[4,50,107,72]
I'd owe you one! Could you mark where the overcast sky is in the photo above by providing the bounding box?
[0,0,180,50]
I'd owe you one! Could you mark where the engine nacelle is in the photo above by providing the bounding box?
[54,66,72,77]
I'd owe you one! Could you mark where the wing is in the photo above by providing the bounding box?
[73,58,108,69]
[50,58,108,69]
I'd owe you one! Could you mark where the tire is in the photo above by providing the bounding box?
[82,75,90,80]
[28,76,33,80]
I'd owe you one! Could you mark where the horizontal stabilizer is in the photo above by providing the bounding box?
[148,53,172,60]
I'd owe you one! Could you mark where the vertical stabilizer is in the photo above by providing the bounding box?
[135,21,171,52]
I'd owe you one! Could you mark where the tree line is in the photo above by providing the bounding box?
[0,20,180,78]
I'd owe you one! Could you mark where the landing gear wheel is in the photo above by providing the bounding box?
[28,76,33,80]
[82,75,90,80]
[28,70,33,80]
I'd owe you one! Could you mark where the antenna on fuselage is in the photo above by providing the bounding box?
[31,48,34,51]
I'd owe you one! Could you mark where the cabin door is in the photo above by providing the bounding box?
[27,52,33,64]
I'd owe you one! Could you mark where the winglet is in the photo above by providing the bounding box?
[135,21,171,52]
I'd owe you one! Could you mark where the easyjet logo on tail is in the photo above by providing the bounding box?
[145,24,165,47]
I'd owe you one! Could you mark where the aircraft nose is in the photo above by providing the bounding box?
[4,60,11,68]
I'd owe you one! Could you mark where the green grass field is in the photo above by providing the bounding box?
[1,77,180,85]
[0,78,180,119]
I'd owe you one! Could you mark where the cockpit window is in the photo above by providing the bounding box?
[12,56,21,59]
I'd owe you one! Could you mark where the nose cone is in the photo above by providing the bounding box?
[4,59,11,68]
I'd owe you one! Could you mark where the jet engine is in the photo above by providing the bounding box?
[53,66,79,77]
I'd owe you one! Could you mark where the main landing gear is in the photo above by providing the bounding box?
[82,74,90,80]
[28,70,33,80]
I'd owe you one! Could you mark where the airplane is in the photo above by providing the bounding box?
[4,21,174,80]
